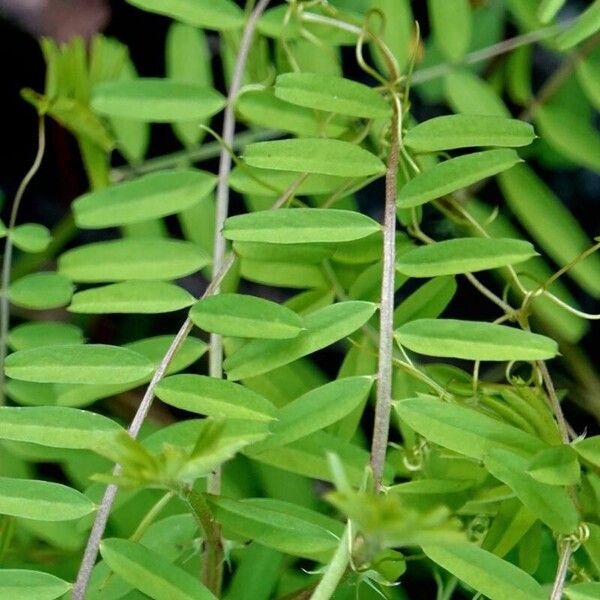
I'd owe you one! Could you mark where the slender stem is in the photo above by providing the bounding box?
[0,116,46,405]
[71,254,235,599]
[182,488,223,597]
[370,99,400,492]
[550,539,572,600]
[411,22,568,85]
[110,128,282,182]
[309,526,351,600]
[538,359,570,444]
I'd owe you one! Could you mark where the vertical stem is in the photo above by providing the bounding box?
[550,539,572,600]
[370,102,400,491]
[0,116,45,405]
[309,526,351,600]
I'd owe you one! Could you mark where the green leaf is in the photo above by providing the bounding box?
[0,570,71,600]
[485,448,579,533]
[538,0,566,23]
[556,0,600,50]
[73,169,216,228]
[4,344,155,384]
[223,208,381,244]
[233,241,334,264]
[498,164,600,297]
[156,374,276,422]
[404,115,535,152]
[190,294,303,339]
[274,72,391,119]
[8,321,84,351]
[422,544,546,600]
[236,89,347,137]
[58,238,210,282]
[69,281,195,314]
[250,376,374,451]
[9,272,74,309]
[394,397,545,461]
[243,139,386,177]
[239,259,328,288]
[428,0,472,62]
[369,0,414,73]
[224,301,377,380]
[565,583,600,600]
[445,69,511,117]
[10,223,52,253]
[0,406,122,448]
[577,52,600,111]
[166,23,213,147]
[0,477,96,521]
[397,150,522,208]
[396,238,537,277]
[126,0,244,30]
[229,165,349,196]
[393,276,456,327]
[534,104,600,173]
[92,79,225,122]
[395,319,557,361]
[100,538,217,600]
[208,496,339,561]
[573,436,600,467]
[527,445,580,485]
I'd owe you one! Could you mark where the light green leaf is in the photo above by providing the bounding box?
[156,374,276,422]
[428,0,472,62]
[8,321,84,351]
[393,276,456,327]
[100,538,217,600]
[534,104,600,172]
[556,0,600,50]
[538,0,566,23]
[396,238,537,277]
[10,223,52,253]
[126,0,243,30]
[422,544,546,600]
[208,496,339,561]
[73,169,216,228]
[236,89,347,137]
[498,164,600,297]
[577,52,600,110]
[59,238,210,282]
[0,477,96,521]
[223,208,381,244]
[445,69,511,117]
[243,139,386,177]
[394,396,545,461]
[224,301,377,380]
[404,115,535,152]
[233,241,334,264]
[565,583,600,600]
[166,23,213,147]
[573,436,600,467]
[485,448,579,533]
[69,281,195,314]
[527,445,580,485]
[397,149,522,208]
[4,344,155,384]
[396,318,557,361]
[0,406,122,448]
[92,79,225,122]
[250,376,374,451]
[190,294,303,339]
[239,259,328,288]
[274,72,391,119]
[229,165,348,196]
[8,272,74,310]
[0,570,71,600]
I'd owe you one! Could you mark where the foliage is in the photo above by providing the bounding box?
[1,1,600,599]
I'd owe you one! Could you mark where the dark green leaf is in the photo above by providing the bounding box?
[527,445,580,485]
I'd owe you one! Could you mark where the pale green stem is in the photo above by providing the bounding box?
[309,526,351,600]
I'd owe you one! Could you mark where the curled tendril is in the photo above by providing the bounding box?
[559,523,590,553]
[505,360,542,387]
[401,439,427,472]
